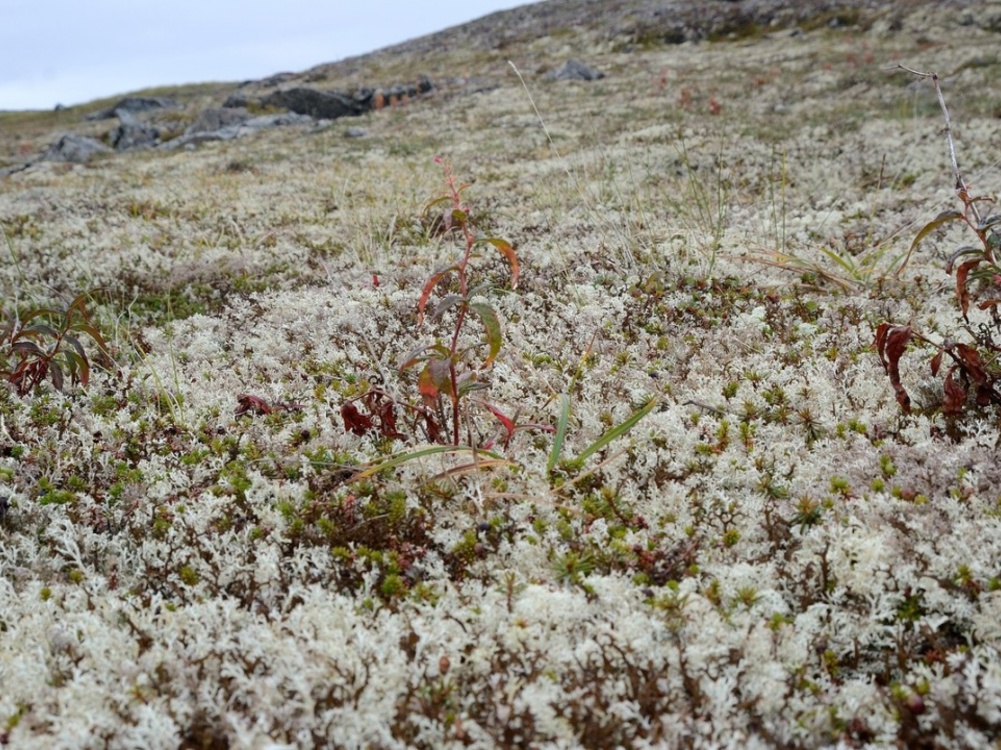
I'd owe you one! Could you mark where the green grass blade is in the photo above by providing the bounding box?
[816,245,858,276]
[547,393,571,473]
[576,395,658,465]
[899,209,965,276]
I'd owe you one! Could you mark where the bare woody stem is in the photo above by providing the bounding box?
[892,65,981,225]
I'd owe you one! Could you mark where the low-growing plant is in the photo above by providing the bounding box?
[344,158,520,447]
[874,68,1001,416]
[0,292,110,395]
[341,164,658,485]
[750,147,913,291]
[667,132,732,275]
[400,157,519,445]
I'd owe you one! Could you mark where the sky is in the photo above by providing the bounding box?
[0,1,530,111]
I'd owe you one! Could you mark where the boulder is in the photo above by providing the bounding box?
[222,94,250,109]
[546,60,605,81]
[111,108,160,150]
[86,96,178,121]
[253,71,298,88]
[237,112,315,132]
[41,134,112,163]
[260,88,368,120]
[161,112,315,151]
[185,107,251,135]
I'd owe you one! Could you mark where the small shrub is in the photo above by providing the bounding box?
[0,292,110,396]
[399,157,519,445]
[344,157,520,447]
[875,69,1001,416]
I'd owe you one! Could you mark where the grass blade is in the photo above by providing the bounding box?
[547,393,570,473]
[576,395,658,465]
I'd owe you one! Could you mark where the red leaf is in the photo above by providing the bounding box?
[423,412,443,443]
[952,344,997,406]
[873,323,912,412]
[873,323,889,363]
[930,350,943,377]
[942,367,967,415]
[375,397,404,439]
[485,402,516,448]
[236,393,272,417]
[427,358,455,400]
[954,344,988,386]
[418,364,440,408]
[49,360,64,392]
[417,264,459,324]
[341,402,373,436]
[955,259,980,319]
[977,385,996,407]
[479,237,519,290]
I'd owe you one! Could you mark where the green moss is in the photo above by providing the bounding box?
[178,565,199,586]
[37,478,76,506]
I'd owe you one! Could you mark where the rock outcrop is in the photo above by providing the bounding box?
[86,96,178,121]
[10,78,436,167]
[161,113,315,151]
[185,107,252,134]
[111,109,160,150]
[259,88,369,120]
[546,60,605,81]
[41,134,112,163]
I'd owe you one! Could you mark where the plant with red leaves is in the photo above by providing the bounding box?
[874,69,1001,418]
[0,292,110,396]
[235,394,304,419]
[340,386,405,441]
[398,157,519,446]
[341,159,542,451]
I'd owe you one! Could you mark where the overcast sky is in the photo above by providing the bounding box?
[0,1,531,111]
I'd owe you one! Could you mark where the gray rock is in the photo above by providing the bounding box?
[186,107,251,135]
[239,113,314,131]
[86,96,177,121]
[222,94,250,109]
[160,131,236,150]
[228,78,434,120]
[546,60,605,81]
[111,108,160,151]
[0,164,28,177]
[345,126,367,138]
[260,88,367,120]
[253,71,298,88]
[41,133,112,163]
[160,112,315,151]
[379,77,435,102]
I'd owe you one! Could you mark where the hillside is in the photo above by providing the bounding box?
[2,0,1001,747]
